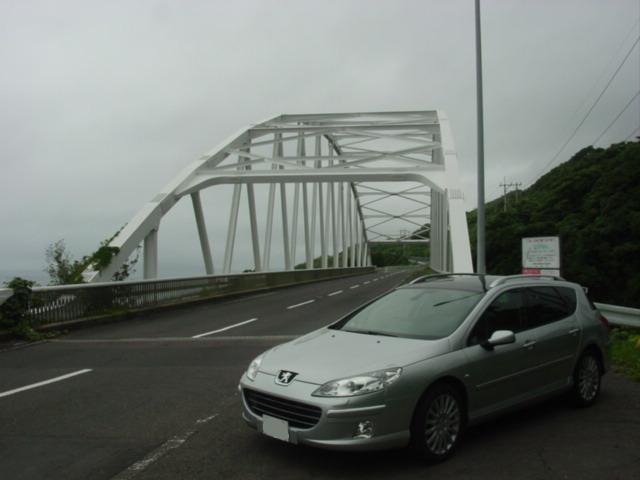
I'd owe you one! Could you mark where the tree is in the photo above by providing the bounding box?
[45,230,140,285]
[45,240,85,285]
[466,141,640,307]
[0,277,40,339]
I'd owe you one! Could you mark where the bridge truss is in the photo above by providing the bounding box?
[86,111,473,282]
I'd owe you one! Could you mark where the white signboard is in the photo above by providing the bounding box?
[522,236,560,276]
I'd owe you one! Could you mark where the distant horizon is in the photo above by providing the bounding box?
[0,262,285,287]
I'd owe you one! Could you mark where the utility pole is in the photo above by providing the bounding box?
[475,0,486,274]
[499,178,512,212]
[400,229,408,259]
[513,182,522,203]
[499,179,523,211]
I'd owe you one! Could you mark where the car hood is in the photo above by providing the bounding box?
[260,328,450,385]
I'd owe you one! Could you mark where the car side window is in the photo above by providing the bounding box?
[524,286,571,329]
[468,289,525,346]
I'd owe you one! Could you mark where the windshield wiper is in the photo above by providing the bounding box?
[432,293,481,307]
[343,329,398,337]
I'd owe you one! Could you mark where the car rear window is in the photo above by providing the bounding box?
[525,287,572,328]
[555,286,577,313]
[332,287,484,340]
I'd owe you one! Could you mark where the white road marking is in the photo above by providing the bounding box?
[192,318,258,338]
[196,413,219,424]
[286,299,315,309]
[52,335,296,343]
[328,290,343,296]
[112,413,219,480]
[0,369,92,399]
[373,278,379,281]
[350,284,360,289]
[363,281,370,284]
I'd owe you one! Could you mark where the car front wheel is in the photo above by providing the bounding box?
[410,383,464,462]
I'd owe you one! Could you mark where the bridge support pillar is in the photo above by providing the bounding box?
[280,182,292,270]
[144,228,158,279]
[223,185,241,273]
[348,189,354,267]
[340,182,348,267]
[247,182,262,272]
[191,192,214,275]
[328,150,338,268]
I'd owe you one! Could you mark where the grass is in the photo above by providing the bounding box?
[609,327,640,382]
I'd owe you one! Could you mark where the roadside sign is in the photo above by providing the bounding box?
[522,236,560,276]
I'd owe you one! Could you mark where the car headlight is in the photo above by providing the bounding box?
[246,354,263,381]
[312,367,402,397]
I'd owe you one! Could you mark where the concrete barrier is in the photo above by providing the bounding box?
[23,267,375,328]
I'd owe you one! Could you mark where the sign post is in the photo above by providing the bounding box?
[522,236,561,276]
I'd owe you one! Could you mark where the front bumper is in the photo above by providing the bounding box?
[239,372,411,451]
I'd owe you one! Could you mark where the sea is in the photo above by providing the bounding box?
[0,269,51,287]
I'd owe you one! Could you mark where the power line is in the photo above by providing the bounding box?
[626,126,640,141]
[564,19,640,130]
[592,90,640,145]
[529,34,640,184]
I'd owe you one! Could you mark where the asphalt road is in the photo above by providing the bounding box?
[1,268,639,480]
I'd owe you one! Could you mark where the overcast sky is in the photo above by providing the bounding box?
[1,0,638,282]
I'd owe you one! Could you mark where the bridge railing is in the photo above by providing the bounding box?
[15,267,373,328]
[3,279,639,330]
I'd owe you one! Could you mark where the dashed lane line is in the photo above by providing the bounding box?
[328,290,343,296]
[0,369,92,399]
[350,284,360,289]
[192,318,258,338]
[111,413,219,480]
[286,299,316,310]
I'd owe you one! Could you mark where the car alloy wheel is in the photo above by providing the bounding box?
[411,383,463,462]
[578,355,600,401]
[572,351,601,407]
[424,393,461,455]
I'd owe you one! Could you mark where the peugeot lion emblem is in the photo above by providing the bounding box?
[275,370,298,386]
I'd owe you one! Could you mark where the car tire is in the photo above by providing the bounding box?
[410,383,464,463]
[571,350,602,407]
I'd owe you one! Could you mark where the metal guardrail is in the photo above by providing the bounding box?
[0,288,13,307]
[595,303,640,328]
[18,267,373,328]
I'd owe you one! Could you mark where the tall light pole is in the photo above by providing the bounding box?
[475,0,486,274]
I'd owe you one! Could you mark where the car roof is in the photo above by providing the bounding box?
[401,274,502,293]
[400,273,577,294]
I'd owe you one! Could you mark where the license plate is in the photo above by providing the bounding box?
[262,415,289,442]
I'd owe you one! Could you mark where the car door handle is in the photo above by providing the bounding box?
[522,340,536,349]
[568,328,580,335]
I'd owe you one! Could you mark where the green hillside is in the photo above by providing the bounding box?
[467,141,640,307]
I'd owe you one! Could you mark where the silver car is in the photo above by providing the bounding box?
[239,274,610,462]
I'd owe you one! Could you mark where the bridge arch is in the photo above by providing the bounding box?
[85,111,473,282]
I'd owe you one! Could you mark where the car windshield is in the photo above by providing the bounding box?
[333,287,484,340]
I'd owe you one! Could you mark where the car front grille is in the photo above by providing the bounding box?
[243,388,322,429]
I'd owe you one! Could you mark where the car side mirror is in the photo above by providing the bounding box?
[481,330,516,351]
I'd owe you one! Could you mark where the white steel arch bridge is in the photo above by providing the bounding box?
[84,111,473,283]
